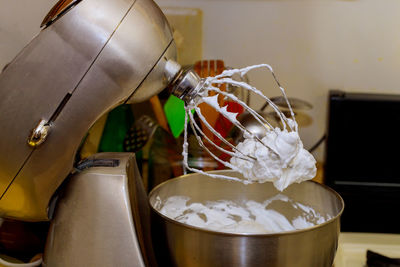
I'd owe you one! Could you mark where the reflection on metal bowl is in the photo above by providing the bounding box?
[149,170,344,267]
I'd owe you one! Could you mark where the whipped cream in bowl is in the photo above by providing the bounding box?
[148,170,344,267]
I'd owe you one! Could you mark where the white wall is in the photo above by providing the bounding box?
[2,0,400,161]
[157,0,400,161]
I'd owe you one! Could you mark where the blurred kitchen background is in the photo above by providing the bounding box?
[1,0,400,265]
[2,0,400,162]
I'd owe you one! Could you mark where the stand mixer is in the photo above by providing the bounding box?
[0,1,344,266]
[0,0,199,265]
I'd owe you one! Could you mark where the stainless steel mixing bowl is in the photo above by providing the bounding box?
[149,170,344,267]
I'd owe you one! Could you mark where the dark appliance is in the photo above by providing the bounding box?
[325,90,400,233]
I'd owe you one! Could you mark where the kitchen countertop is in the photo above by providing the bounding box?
[334,232,400,267]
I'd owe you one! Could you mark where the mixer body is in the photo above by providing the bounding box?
[0,0,176,221]
[0,1,344,266]
[43,152,156,267]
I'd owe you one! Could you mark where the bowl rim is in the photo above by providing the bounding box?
[148,170,345,237]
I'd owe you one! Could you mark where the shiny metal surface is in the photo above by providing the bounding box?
[27,119,51,147]
[169,69,203,103]
[164,60,182,84]
[230,111,281,144]
[149,171,344,267]
[44,153,156,267]
[0,0,175,220]
[41,0,81,27]
[128,47,177,104]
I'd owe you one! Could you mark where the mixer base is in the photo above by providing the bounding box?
[43,153,155,267]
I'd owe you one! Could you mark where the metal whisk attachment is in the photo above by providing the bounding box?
[165,60,298,183]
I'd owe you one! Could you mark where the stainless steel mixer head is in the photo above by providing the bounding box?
[0,0,180,221]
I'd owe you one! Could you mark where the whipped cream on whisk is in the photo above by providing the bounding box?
[181,63,317,191]
[230,121,316,191]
